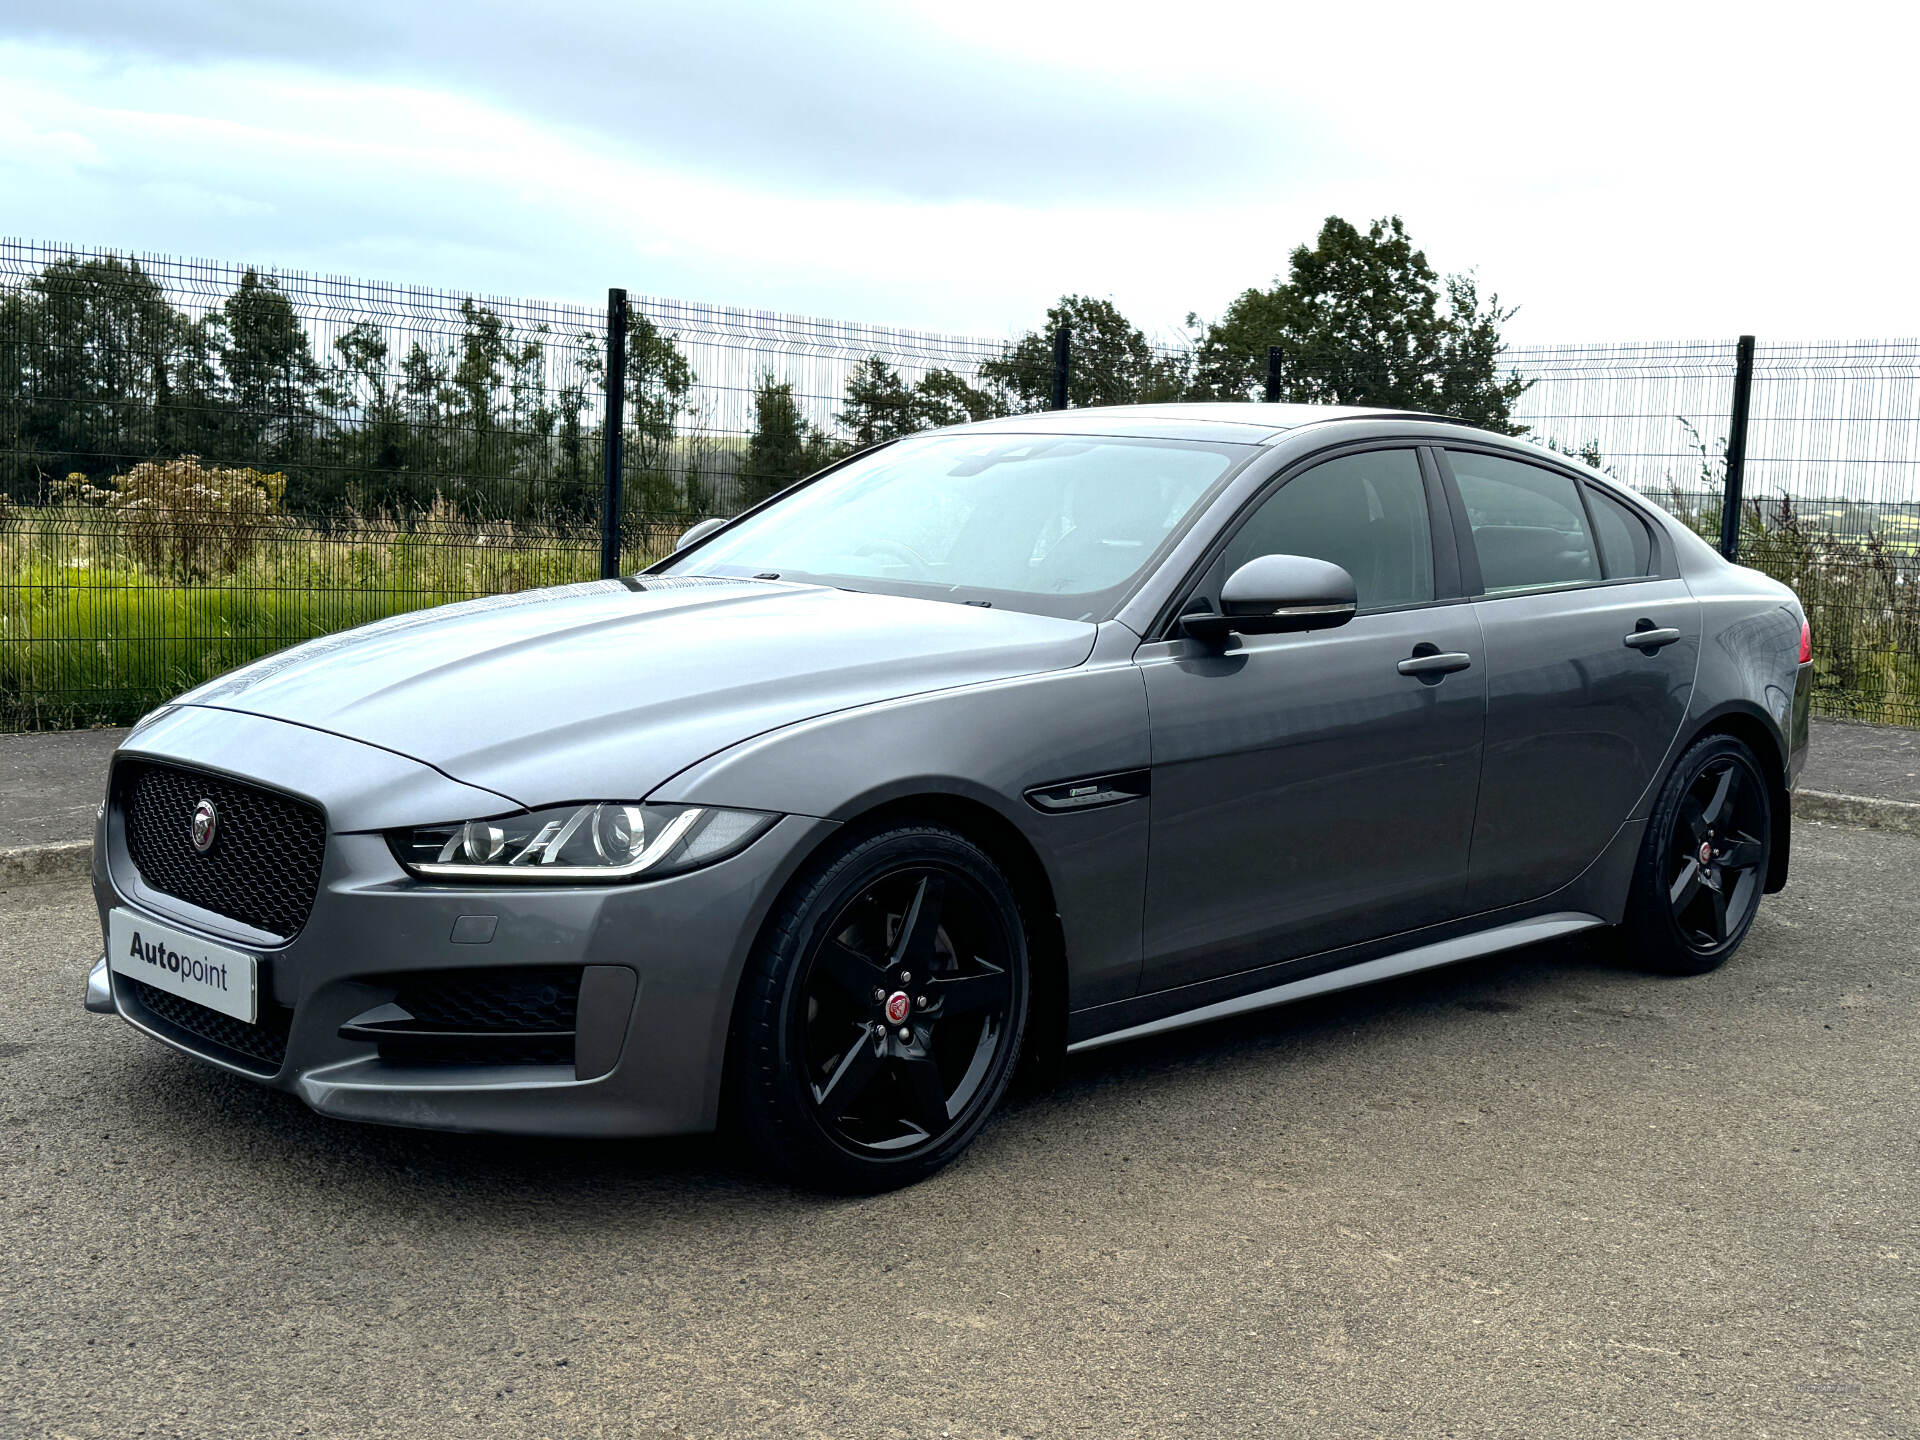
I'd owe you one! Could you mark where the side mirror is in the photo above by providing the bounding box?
[674,516,727,552]
[1179,554,1358,645]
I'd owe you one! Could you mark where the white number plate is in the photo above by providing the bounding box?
[107,907,259,1024]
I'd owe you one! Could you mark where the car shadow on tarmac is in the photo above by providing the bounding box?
[93,926,1652,1217]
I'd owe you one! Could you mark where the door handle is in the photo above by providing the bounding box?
[1624,623,1683,652]
[1397,650,1473,678]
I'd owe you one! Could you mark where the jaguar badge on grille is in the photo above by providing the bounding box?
[190,799,219,854]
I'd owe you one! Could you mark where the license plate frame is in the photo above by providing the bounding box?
[107,907,260,1024]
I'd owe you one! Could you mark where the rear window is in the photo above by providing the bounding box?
[1587,486,1654,578]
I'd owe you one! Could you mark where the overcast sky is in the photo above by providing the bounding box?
[2,0,1914,345]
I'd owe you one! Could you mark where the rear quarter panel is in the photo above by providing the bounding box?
[1685,564,1805,774]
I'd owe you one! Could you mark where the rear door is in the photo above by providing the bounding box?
[1437,447,1700,912]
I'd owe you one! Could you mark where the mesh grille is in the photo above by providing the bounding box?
[396,968,580,1033]
[375,968,581,1067]
[120,761,326,937]
[122,976,292,1072]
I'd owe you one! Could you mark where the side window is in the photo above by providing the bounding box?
[1586,485,1654,578]
[1447,451,1601,595]
[1223,449,1433,611]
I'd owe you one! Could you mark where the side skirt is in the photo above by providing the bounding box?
[1066,911,1605,1054]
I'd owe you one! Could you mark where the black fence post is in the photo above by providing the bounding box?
[1263,346,1283,403]
[1720,334,1755,562]
[1050,324,1070,410]
[600,288,628,579]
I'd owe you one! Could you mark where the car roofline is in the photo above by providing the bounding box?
[918,403,1474,445]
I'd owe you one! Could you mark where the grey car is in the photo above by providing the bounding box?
[85,404,1812,1190]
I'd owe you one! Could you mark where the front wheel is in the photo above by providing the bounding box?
[731,824,1030,1192]
[1621,733,1773,975]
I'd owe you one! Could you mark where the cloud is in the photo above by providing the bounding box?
[0,40,1338,334]
[2,1,1919,345]
[0,0,1329,205]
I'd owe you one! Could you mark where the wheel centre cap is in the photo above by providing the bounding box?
[884,991,911,1026]
[1698,840,1713,866]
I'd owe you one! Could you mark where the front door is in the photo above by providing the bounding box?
[1136,447,1487,994]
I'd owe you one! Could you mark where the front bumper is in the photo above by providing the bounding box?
[88,714,835,1138]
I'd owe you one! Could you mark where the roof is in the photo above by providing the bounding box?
[952,402,1451,444]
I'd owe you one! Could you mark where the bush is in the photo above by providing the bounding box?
[62,457,288,579]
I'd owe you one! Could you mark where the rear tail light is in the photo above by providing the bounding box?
[1798,618,1812,665]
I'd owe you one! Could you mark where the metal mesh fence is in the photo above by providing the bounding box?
[1507,339,1920,726]
[4,239,1917,729]
[0,241,1020,728]
[1502,341,1739,510]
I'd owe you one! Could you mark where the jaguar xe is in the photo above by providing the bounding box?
[85,404,1811,1190]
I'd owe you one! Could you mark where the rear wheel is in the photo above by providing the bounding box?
[732,824,1029,1192]
[1621,733,1773,975]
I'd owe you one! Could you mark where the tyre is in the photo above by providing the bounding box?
[1620,732,1774,975]
[731,823,1030,1192]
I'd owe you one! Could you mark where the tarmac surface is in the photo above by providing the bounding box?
[3,822,1916,1438]
[0,726,123,849]
[1800,718,1920,804]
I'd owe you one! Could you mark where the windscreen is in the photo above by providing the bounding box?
[665,433,1246,620]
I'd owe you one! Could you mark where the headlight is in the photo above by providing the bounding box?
[389,803,778,883]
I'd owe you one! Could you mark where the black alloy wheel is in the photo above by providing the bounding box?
[733,824,1030,1191]
[1667,755,1768,950]
[1624,733,1773,974]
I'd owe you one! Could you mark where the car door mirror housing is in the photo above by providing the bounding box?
[674,516,727,552]
[1180,554,1359,643]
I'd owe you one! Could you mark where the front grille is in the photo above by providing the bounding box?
[120,761,326,937]
[121,976,292,1073]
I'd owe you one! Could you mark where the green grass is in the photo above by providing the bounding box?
[1657,489,1920,727]
[1,502,682,730]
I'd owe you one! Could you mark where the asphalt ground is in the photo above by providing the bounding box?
[4,822,1918,1438]
[0,727,123,849]
[1801,719,1920,805]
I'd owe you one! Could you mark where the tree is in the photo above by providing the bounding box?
[321,321,420,514]
[575,309,698,521]
[217,269,319,452]
[743,373,834,506]
[1190,215,1531,431]
[0,255,189,498]
[838,355,918,448]
[981,294,1191,411]
[549,326,601,521]
[910,367,1004,428]
[839,358,1007,442]
[623,311,696,475]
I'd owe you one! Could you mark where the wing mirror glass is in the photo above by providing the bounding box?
[674,516,727,551]
[1179,554,1358,644]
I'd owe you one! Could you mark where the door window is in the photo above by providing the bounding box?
[1447,451,1601,594]
[1586,485,1655,578]
[1222,450,1433,611]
